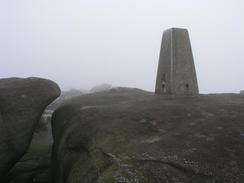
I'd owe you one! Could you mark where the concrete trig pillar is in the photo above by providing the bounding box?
[155,28,199,95]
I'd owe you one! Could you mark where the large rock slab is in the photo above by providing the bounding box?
[0,77,60,178]
[51,88,244,183]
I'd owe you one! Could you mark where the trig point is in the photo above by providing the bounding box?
[155,28,199,95]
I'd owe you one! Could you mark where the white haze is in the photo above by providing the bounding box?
[0,0,244,93]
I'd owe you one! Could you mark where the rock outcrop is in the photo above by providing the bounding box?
[51,88,244,183]
[0,77,60,178]
[90,83,112,93]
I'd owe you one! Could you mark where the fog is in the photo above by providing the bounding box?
[1,0,243,93]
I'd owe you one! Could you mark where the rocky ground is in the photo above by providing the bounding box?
[51,88,244,183]
[2,85,244,183]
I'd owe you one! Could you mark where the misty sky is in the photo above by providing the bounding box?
[0,0,243,93]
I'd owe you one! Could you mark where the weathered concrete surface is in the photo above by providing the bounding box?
[155,28,199,95]
[0,77,60,179]
[52,88,244,183]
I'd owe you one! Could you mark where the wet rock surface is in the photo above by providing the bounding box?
[4,141,52,183]
[4,88,86,183]
[0,77,60,180]
[51,88,244,183]
[5,109,55,183]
